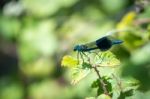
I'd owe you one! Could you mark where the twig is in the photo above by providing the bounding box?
[83,52,110,96]
[93,65,109,96]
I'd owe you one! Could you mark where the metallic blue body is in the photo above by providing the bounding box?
[74,36,123,52]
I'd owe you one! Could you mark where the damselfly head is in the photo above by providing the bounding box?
[73,45,80,51]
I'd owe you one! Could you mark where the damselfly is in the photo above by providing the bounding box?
[73,35,123,63]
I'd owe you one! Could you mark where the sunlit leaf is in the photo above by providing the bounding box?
[61,55,78,68]
[71,68,91,85]
[95,51,120,67]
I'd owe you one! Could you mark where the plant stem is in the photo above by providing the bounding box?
[87,54,109,96]
[93,65,109,96]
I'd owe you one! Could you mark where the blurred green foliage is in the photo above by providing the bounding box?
[0,0,150,99]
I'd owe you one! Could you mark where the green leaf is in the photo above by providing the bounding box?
[99,77,112,96]
[61,55,78,68]
[97,86,104,96]
[91,79,103,95]
[82,62,92,69]
[71,68,91,85]
[91,77,112,96]
[95,51,120,67]
[103,77,112,96]
[91,79,99,88]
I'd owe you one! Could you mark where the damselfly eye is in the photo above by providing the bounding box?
[74,45,79,51]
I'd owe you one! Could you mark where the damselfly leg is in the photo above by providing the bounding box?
[79,52,84,63]
[89,51,105,64]
[81,52,90,62]
[77,52,90,64]
[77,52,80,64]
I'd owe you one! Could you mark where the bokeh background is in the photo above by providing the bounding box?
[0,0,150,99]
